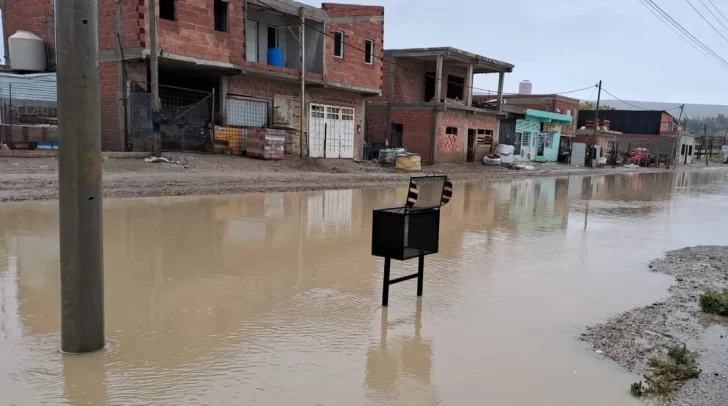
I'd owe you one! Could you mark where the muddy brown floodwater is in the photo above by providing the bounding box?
[2,169,728,405]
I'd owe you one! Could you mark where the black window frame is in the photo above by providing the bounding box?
[364,39,374,64]
[445,126,458,135]
[334,31,344,58]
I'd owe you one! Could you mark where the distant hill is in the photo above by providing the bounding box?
[594,100,728,118]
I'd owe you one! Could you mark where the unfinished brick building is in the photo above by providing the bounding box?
[366,47,513,164]
[3,0,384,155]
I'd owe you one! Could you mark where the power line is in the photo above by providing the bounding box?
[601,87,682,111]
[684,0,728,44]
[699,0,728,33]
[638,0,728,69]
[252,0,596,97]
[708,0,728,26]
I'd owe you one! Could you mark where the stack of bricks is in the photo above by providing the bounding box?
[246,128,285,160]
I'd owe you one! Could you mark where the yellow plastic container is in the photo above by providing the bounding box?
[395,154,422,171]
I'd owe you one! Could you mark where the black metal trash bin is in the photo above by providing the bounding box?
[371,207,440,260]
[371,175,451,306]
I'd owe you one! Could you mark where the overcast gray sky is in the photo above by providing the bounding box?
[302,0,728,105]
[3,1,726,104]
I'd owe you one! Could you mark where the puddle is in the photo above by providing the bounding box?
[2,170,728,404]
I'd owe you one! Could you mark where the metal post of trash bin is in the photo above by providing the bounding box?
[382,258,391,307]
[416,254,425,296]
[372,175,452,307]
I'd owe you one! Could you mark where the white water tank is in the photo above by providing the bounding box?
[519,80,532,95]
[9,31,47,72]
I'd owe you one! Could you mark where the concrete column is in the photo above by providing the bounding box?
[496,72,505,110]
[434,55,443,103]
[385,57,396,144]
[56,0,105,354]
[219,76,228,124]
[464,64,473,106]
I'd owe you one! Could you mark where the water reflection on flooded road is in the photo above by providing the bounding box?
[2,170,728,405]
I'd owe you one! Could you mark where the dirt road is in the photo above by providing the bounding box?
[0,153,720,201]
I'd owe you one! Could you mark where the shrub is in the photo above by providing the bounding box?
[631,344,699,399]
[700,290,728,316]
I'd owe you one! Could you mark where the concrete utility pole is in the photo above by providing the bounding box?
[149,0,161,157]
[591,80,602,168]
[56,0,105,354]
[669,104,685,169]
[299,7,305,159]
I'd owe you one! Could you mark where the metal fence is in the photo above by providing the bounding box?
[129,81,215,153]
[0,81,59,150]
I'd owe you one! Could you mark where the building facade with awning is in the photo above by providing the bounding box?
[499,105,573,163]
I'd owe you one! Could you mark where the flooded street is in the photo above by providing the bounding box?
[2,170,728,405]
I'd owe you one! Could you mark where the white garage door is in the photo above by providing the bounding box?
[309,104,355,158]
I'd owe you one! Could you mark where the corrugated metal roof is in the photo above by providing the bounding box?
[0,72,57,102]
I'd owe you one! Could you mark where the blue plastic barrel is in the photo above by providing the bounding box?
[267,48,284,67]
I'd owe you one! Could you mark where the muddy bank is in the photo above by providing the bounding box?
[0,153,723,201]
[581,246,728,405]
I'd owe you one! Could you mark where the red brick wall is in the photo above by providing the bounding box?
[150,0,244,65]
[228,75,365,157]
[100,63,122,151]
[436,111,498,163]
[467,114,499,162]
[323,3,384,90]
[380,59,470,103]
[5,0,144,64]
[365,105,387,145]
[393,109,434,162]
[385,57,427,103]
[365,106,435,163]
[660,112,677,135]
[101,0,145,51]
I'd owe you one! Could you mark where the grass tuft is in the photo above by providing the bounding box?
[630,344,699,399]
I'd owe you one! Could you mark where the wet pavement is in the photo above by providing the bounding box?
[1,169,728,405]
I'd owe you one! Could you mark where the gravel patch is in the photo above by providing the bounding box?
[581,246,728,405]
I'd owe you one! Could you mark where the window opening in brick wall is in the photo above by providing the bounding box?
[446,126,458,136]
[476,129,493,146]
[521,132,531,146]
[160,0,176,21]
[446,75,464,100]
[226,96,269,127]
[424,72,436,102]
[364,39,374,64]
[267,26,278,49]
[334,32,344,58]
[214,0,229,32]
